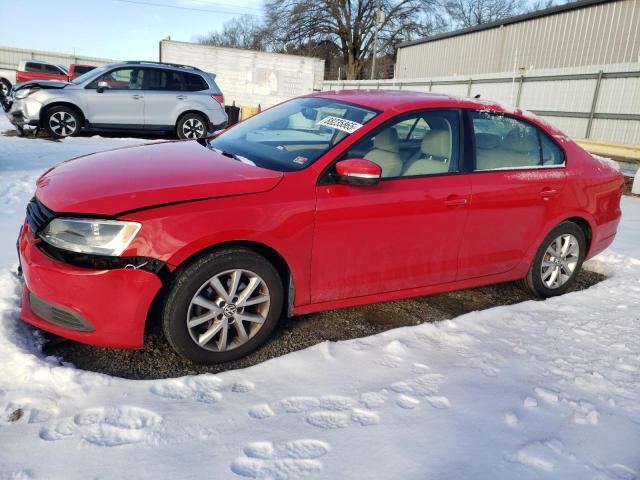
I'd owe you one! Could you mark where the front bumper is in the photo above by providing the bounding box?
[18,224,162,349]
[5,96,42,128]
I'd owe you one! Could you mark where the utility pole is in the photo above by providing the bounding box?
[370,0,384,80]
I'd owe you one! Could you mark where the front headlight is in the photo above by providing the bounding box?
[14,87,40,100]
[40,218,141,256]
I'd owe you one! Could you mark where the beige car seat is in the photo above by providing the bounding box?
[364,128,403,177]
[402,129,452,176]
[475,129,540,170]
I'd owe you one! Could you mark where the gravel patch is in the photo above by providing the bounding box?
[42,271,605,379]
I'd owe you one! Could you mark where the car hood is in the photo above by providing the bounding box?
[14,80,71,91]
[35,140,284,215]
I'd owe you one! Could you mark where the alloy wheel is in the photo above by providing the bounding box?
[540,233,580,289]
[186,269,271,352]
[49,111,77,137]
[182,118,205,139]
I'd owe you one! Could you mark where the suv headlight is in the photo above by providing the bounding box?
[40,218,141,256]
[14,87,40,99]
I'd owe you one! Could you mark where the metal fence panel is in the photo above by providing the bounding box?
[322,63,640,145]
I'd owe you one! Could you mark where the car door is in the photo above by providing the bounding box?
[142,68,183,129]
[82,67,145,127]
[456,110,567,279]
[310,109,472,304]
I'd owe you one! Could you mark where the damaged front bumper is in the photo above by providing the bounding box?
[4,95,42,130]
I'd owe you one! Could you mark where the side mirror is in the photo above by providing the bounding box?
[335,158,382,186]
[96,81,109,93]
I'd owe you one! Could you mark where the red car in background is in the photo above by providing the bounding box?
[68,64,96,79]
[15,60,69,83]
[15,60,96,84]
[17,91,623,364]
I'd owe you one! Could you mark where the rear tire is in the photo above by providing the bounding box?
[162,248,283,364]
[522,221,586,298]
[177,112,208,140]
[44,106,81,138]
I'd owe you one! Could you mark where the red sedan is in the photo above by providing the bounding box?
[18,91,623,364]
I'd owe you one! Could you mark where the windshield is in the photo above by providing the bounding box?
[72,65,109,85]
[208,97,378,171]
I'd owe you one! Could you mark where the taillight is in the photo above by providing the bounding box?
[211,94,224,107]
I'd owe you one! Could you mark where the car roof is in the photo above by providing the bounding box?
[311,89,563,135]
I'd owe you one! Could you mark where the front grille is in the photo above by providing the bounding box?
[26,197,55,233]
[28,291,95,332]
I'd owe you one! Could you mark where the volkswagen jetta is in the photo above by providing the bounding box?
[17,91,623,364]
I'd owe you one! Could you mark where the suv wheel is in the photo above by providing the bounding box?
[162,248,283,364]
[44,106,81,138]
[522,221,586,298]
[177,113,207,140]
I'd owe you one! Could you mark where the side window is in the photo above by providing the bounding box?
[43,64,64,75]
[472,111,559,171]
[541,133,565,165]
[342,110,459,179]
[25,62,42,72]
[184,72,208,91]
[88,68,144,90]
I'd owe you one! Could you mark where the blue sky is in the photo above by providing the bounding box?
[0,0,264,61]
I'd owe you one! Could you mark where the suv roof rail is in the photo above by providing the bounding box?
[121,60,203,72]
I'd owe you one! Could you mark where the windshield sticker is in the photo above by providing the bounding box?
[317,116,363,134]
[293,156,308,165]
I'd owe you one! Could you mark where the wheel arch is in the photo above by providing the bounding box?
[146,239,295,335]
[41,101,86,124]
[518,212,596,276]
[176,109,210,127]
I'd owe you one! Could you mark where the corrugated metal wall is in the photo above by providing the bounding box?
[396,0,640,78]
[0,46,114,70]
[322,63,640,145]
[160,40,325,108]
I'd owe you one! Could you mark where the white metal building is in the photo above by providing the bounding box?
[396,0,640,79]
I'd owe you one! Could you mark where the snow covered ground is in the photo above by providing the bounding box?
[0,116,638,479]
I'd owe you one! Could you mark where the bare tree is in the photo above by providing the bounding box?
[197,15,271,51]
[264,0,443,80]
[443,0,557,29]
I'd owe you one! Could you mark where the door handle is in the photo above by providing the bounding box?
[444,195,469,207]
[176,95,187,100]
[539,188,558,199]
[131,94,143,100]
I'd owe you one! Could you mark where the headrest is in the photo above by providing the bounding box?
[373,128,399,153]
[475,132,501,149]
[503,129,538,154]
[421,129,451,158]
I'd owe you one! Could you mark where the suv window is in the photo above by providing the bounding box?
[343,110,460,178]
[472,111,563,170]
[184,72,208,91]
[143,69,209,92]
[88,68,144,90]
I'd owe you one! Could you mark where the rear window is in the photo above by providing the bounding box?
[184,72,208,91]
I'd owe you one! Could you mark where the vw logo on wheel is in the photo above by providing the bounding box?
[222,304,237,317]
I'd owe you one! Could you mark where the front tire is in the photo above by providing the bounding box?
[44,106,81,138]
[162,248,283,364]
[177,112,208,140]
[522,221,586,298]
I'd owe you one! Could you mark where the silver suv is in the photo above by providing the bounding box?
[4,61,227,139]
